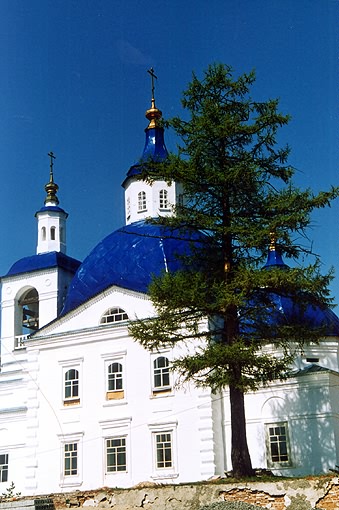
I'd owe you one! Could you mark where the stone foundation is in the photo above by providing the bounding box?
[4,476,339,510]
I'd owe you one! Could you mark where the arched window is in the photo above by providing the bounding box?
[65,369,79,401]
[50,226,56,241]
[159,189,169,210]
[17,288,39,335]
[108,362,123,391]
[126,197,131,219]
[138,191,147,211]
[41,227,46,241]
[153,356,170,390]
[100,307,128,325]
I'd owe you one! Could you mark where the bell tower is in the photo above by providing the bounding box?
[35,152,68,254]
[0,153,80,367]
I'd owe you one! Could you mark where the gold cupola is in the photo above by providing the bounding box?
[44,151,59,206]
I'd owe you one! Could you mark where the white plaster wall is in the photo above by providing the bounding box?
[0,374,28,495]
[35,287,155,337]
[124,179,180,225]
[221,370,339,477]
[3,275,339,494]
[1,270,61,366]
[25,289,214,494]
[36,211,67,255]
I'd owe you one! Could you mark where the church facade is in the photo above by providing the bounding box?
[1,89,339,496]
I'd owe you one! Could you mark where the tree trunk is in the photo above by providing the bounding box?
[229,381,254,477]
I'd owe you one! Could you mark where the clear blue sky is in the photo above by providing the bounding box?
[0,1,338,302]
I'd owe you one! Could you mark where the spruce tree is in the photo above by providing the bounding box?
[129,64,339,477]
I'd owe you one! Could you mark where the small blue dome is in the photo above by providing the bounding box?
[35,205,67,216]
[5,252,81,277]
[263,247,289,270]
[62,221,202,315]
[262,293,339,336]
[122,126,168,186]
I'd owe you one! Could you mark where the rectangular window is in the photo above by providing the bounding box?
[155,432,172,469]
[106,437,127,472]
[138,191,147,211]
[64,443,78,476]
[159,189,169,210]
[0,454,8,482]
[267,423,289,465]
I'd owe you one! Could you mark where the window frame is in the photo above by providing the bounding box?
[149,421,178,480]
[107,362,124,400]
[64,442,78,476]
[152,356,171,394]
[126,196,131,220]
[102,352,127,403]
[59,358,83,408]
[64,368,80,405]
[58,432,83,488]
[0,453,8,483]
[64,368,79,400]
[99,417,131,481]
[266,422,292,468]
[138,191,147,212]
[100,307,129,325]
[159,189,170,210]
[106,436,127,473]
[154,431,173,469]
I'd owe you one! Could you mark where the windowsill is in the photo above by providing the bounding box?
[152,387,171,394]
[150,388,173,399]
[105,470,128,475]
[151,472,179,481]
[63,398,80,407]
[268,463,293,469]
[59,478,83,488]
[137,209,147,213]
[106,390,124,400]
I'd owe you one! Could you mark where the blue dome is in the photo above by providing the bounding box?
[61,221,202,315]
[35,205,67,216]
[61,222,339,337]
[255,293,339,336]
[4,252,81,278]
[122,126,168,186]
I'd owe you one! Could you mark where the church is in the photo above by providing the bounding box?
[1,80,339,496]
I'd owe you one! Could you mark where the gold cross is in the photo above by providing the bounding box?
[147,67,157,99]
[48,151,56,181]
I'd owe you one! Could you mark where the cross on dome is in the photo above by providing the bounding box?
[147,67,157,100]
[44,151,59,206]
[145,67,162,129]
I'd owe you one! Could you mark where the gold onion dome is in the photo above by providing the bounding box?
[45,151,59,205]
[145,97,162,129]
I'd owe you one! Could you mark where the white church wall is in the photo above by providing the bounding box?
[1,269,61,365]
[0,417,27,493]
[124,179,181,225]
[24,309,214,494]
[35,287,155,337]
[299,340,339,371]
[220,368,339,477]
